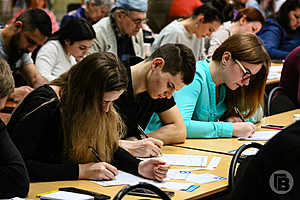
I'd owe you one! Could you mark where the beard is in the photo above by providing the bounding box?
[7,32,27,70]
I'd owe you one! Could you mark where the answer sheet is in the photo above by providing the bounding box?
[140,154,208,167]
[238,130,279,141]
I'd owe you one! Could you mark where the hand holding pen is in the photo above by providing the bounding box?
[88,146,103,162]
[79,146,117,180]
[234,106,245,122]
[135,125,163,157]
[231,107,255,138]
[137,124,149,139]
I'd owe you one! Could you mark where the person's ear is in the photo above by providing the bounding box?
[115,10,125,20]
[221,51,232,65]
[151,58,165,70]
[64,39,71,47]
[13,21,23,32]
[239,15,247,25]
[196,15,205,24]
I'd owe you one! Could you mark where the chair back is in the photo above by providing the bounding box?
[228,142,263,190]
[267,86,296,116]
[113,182,171,200]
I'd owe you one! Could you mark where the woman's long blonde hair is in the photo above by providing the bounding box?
[51,52,128,163]
[212,33,271,118]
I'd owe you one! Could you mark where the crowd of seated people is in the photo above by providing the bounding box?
[1,0,300,198]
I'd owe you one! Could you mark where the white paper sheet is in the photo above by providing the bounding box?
[238,131,279,141]
[39,191,93,200]
[92,170,213,191]
[140,154,208,167]
[269,65,283,73]
[267,72,281,80]
[185,174,226,184]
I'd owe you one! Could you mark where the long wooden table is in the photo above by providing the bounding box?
[28,146,232,200]
[174,109,300,155]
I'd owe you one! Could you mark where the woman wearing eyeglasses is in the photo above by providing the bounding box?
[146,33,270,138]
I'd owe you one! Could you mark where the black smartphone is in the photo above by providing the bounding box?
[127,188,175,198]
[59,187,110,200]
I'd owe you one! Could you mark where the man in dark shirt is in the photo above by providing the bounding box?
[115,43,196,157]
[0,58,29,198]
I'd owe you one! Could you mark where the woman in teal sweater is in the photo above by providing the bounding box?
[146,33,270,138]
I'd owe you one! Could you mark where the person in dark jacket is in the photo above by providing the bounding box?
[257,0,300,60]
[7,52,169,182]
[229,120,300,199]
[0,58,29,198]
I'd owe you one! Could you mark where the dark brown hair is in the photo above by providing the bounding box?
[148,43,196,85]
[213,33,271,118]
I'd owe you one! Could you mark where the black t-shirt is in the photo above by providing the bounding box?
[0,119,29,198]
[7,85,141,182]
[115,57,176,139]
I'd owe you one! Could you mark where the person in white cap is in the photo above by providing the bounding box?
[90,0,147,62]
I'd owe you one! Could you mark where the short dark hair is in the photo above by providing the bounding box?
[52,18,96,45]
[15,8,52,37]
[192,5,223,24]
[275,0,300,33]
[148,44,196,85]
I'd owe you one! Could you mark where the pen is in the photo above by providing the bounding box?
[261,125,284,130]
[137,124,149,138]
[234,107,245,122]
[138,125,163,157]
[36,190,59,197]
[88,146,102,162]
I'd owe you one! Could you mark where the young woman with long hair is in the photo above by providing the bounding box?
[7,52,169,182]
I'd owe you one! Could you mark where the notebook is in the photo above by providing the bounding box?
[39,191,94,200]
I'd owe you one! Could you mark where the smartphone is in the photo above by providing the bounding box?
[261,124,285,130]
[59,187,110,200]
[127,188,175,198]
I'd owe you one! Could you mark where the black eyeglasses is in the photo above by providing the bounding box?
[123,12,147,25]
[235,59,253,81]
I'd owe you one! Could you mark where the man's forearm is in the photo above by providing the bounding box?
[148,124,186,144]
[32,75,48,88]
